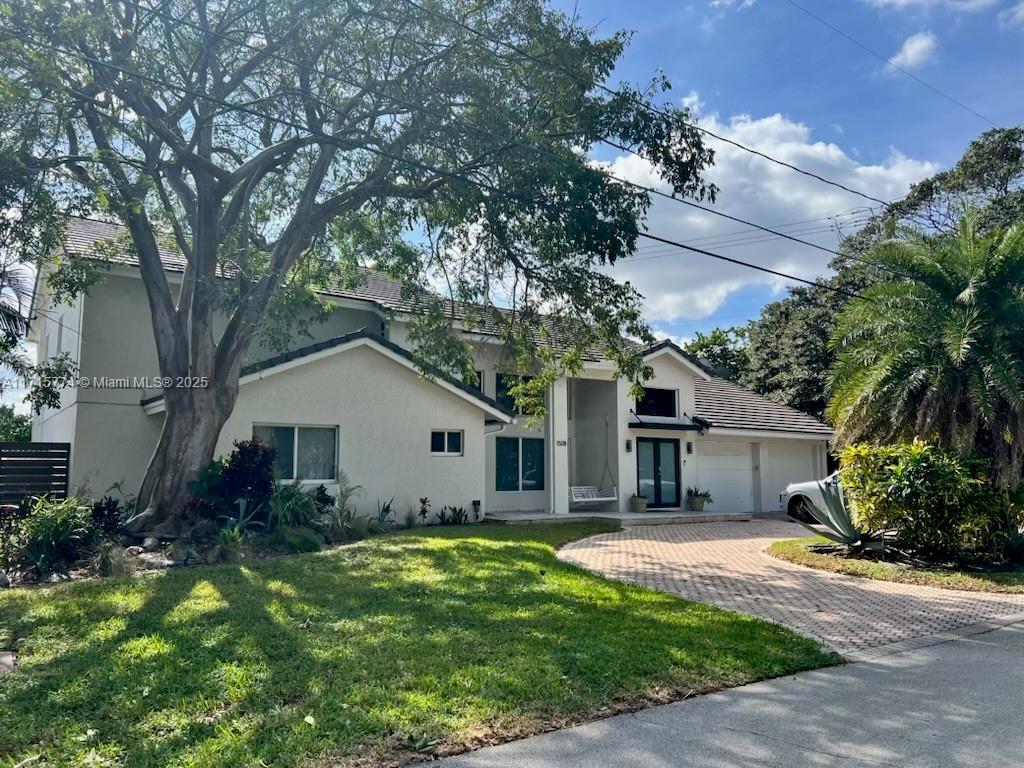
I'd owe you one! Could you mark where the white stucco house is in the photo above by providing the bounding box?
[30,218,833,519]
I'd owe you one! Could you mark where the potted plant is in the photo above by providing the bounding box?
[629,493,648,514]
[686,487,713,512]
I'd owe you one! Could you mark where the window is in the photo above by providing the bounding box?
[496,373,537,414]
[636,387,677,418]
[431,430,464,456]
[253,424,337,481]
[495,436,545,491]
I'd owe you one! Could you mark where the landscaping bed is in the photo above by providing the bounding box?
[770,537,1024,593]
[1,523,833,767]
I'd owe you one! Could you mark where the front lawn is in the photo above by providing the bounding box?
[770,537,1024,593]
[1,523,832,767]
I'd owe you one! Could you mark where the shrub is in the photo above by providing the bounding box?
[267,483,320,529]
[839,441,1003,562]
[220,439,276,515]
[261,525,324,553]
[0,502,27,573]
[18,496,96,578]
[91,495,124,538]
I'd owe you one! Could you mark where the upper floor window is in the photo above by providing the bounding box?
[636,387,677,418]
[253,424,337,481]
[465,369,484,394]
[496,373,537,415]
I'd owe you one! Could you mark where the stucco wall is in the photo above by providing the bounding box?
[216,343,488,521]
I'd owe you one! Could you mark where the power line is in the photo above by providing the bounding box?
[94,0,904,278]
[1,23,866,301]
[397,0,895,209]
[782,0,998,128]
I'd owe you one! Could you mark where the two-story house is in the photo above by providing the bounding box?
[30,218,832,519]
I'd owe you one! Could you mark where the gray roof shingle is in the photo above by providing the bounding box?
[63,219,833,437]
[694,376,832,436]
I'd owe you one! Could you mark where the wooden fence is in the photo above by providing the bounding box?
[0,442,71,506]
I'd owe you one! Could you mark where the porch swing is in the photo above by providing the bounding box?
[569,416,618,508]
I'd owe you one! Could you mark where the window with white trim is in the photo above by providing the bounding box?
[253,424,338,481]
[431,430,464,456]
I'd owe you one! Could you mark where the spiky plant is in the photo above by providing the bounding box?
[796,481,885,553]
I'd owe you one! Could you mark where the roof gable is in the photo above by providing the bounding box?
[142,329,514,423]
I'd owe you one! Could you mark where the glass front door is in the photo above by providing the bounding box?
[636,438,680,508]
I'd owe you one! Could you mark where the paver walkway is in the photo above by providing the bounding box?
[558,520,1024,658]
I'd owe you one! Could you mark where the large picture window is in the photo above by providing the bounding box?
[495,436,545,492]
[635,387,677,418]
[253,424,337,481]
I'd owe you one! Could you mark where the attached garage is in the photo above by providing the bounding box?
[696,440,754,513]
[760,441,819,513]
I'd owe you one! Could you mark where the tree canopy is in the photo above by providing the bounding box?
[1,0,716,528]
[828,212,1024,492]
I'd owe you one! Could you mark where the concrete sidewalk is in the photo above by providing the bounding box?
[441,622,1024,768]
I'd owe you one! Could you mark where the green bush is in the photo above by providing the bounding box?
[18,496,97,578]
[260,525,324,553]
[267,483,320,530]
[839,441,1003,562]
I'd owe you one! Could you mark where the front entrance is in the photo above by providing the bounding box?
[637,437,680,508]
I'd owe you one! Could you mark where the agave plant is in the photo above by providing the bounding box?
[795,481,885,553]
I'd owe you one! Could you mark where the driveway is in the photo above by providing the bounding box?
[557,520,1024,658]
[442,622,1024,767]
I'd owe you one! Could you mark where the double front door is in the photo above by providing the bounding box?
[637,437,680,508]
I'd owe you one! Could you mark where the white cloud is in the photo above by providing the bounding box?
[681,89,705,115]
[1000,0,1024,25]
[602,102,938,324]
[888,30,938,70]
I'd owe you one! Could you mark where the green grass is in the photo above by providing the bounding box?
[770,537,1024,593]
[1,523,832,767]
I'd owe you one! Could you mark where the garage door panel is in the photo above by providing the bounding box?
[761,443,816,512]
[697,440,753,513]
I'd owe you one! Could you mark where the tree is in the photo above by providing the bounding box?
[828,212,1024,492]
[0,403,32,442]
[1,0,715,532]
[741,126,1024,419]
[681,327,748,381]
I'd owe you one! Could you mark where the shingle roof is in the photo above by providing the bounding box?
[694,377,833,436]
[61,217,604,357]
[65,219,834,437]
[141,328,514,420]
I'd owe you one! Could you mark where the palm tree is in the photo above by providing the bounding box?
[828,211,1024,492]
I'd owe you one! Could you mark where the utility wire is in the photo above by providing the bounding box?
[0,23,867,300]
[782,0,998,128]
[397,0,895,209]
[88,0,906,278]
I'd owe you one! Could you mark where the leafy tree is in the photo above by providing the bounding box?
[741,126,1024,419]
[0,403,31,442]
[681,327,748,381]
[1,0,715,532]
[828,212,1024,493]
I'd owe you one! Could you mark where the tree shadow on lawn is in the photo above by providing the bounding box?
[0,529,831,767]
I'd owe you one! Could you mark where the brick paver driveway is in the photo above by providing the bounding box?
[558,519,1024,659]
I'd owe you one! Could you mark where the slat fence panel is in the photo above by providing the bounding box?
[0,442,71,505]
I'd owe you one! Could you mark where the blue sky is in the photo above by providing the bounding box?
[553,0,1024,343]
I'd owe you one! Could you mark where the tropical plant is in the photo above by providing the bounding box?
[90,496,124,538]
[829,211,1024,493]
[839,441,1004,561]
[685,487,713,502]
[418,497,432,523]
[267,483,320,530]
[18,496,97,578]
[376,497,395,525]
[445,506,470,525]
[219,498,266,537]
[794,481,884,553]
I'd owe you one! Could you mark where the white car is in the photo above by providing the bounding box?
[780,472,840,521]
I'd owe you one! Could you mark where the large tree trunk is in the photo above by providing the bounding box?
[126,382,239,537]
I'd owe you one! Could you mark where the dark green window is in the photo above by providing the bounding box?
[495,436,544,491]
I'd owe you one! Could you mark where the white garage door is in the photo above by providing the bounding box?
[760,443,817,512]
[697,441,753,512]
